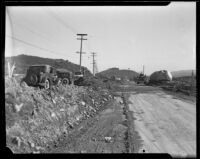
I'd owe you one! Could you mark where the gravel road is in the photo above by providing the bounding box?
[127,88,196,157]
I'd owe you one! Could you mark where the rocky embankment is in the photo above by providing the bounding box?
[5,77,113,153]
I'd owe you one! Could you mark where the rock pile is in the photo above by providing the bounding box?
[5,77,113,153]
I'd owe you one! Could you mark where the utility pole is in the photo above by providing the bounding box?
[91,52,97,76]
[76,34,87,72]
[143,65,145,74]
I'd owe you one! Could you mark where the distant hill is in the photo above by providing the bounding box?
[171,70,196,78]
[96,67,139,80]
[5,54,92,76]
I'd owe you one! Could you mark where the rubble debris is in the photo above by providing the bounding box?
[15,103,23,112]
[68,122,74,129]
[92,99,95,105]
[11,136,21,147]
[35,146,43,150]
[81,101,86,106]
[80,150,87,153]
[103,98,108,101]
[6,76,114,153]
[105,137,112,143]
[51,112,56,118]
[60,108,65,112]
[30,142,35,148]
[52,99,56,104]
[91,137,97,142]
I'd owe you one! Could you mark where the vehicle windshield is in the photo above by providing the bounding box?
[75,72,82,75]
[28,66,46,73]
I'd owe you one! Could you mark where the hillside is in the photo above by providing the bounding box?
[5,54,92,77]
[171,70,196,78]
[96,67,139,81]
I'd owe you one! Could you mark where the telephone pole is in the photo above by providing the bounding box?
[143,65,145,74]
[76,34,87,72]
[91,52,97,76]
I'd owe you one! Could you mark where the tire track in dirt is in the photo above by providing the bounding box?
[121,93,143,153]
[121,93,133,153]
[127,90,196,157]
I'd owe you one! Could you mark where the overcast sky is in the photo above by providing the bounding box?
[5,2,196,75]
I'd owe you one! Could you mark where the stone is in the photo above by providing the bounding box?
[52,99,56,104]
[60,108,65,112]
[15,103,23,112]
[105,137,112,143]
[80,150,87,153]
[103,98,108,101]
[91,137,96,142]
[11,136,21,147]
[30,142,35,148]
[68,122,73,128]
[35,146,43,150]
[51,112,56,118]
[92,99,95,105]
[81,101,86,106]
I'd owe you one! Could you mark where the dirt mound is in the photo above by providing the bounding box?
[5,77,113,153]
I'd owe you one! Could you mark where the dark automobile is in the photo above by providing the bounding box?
[136,73,148,84]
[74,71,84,85]
[21,65,58,89]
[56,68,73,85]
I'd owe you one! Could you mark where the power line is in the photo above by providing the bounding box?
[12,21,51,42]
[6,35,65,56]
[46,8,78,34]
[11,20,70,52]
[46,9,93,58]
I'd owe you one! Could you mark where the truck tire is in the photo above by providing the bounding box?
[29,74,38,85]
[62,78,69,85]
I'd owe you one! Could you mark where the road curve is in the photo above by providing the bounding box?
[128,90,196,157]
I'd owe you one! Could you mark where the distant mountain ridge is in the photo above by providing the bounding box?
[96,67,139,80]
[171,70,196,78]
[5,54,92,76]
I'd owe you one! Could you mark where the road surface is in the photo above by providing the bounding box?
[46,83,196,156]
[127,86,196,157]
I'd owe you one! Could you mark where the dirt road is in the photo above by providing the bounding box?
[126,86,196,157]
[46,84,196,156]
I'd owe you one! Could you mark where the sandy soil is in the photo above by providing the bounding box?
[128,89,196,157]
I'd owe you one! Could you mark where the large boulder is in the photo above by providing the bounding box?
[149,70,172,83]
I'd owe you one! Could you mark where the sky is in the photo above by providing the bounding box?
[5,2,196,75]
